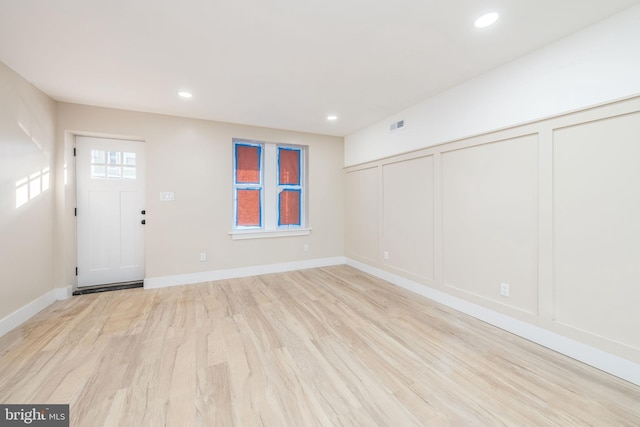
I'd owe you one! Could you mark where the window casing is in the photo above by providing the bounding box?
[232,139,309,239]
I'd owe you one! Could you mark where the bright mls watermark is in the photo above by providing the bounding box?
[1,405,69,426]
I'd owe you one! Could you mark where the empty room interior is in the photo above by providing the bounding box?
[1,0,640,425]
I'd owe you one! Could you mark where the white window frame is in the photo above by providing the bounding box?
[230,139,310,240]
[277,145,304,228]
[232,141,264,229]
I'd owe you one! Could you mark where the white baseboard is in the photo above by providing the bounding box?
[55,285,73,300]
[0,286,71,338]
[144,257,347,289]
[346,258,640,387]
[6,261,637,387]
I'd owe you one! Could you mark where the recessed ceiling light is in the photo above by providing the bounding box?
[327,115,337,121]
[474,12,499,28]
[178,91,193,98]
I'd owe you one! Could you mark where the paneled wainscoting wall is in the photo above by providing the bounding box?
[345,96,640,372]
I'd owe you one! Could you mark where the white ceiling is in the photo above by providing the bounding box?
[1,0,639,136]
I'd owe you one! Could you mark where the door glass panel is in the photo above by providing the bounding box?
[123,167,136,180]
[123,152,136,166]
[90,150,136,180]
[108,151,121,165]
[91,165,106,179]
[108,166,122,179]
[91,150,106,164]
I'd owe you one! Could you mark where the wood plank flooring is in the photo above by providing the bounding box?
[0,265,638,426]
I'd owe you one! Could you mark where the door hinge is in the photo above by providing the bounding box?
[73,147,76,156]
[74,207,77,216]
[75,267,78,276]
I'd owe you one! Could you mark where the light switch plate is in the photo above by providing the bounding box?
[160,192,175,201]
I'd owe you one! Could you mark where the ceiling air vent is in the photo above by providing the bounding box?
[390,120,405,132]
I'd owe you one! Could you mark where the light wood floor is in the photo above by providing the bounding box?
[0,266,638,426]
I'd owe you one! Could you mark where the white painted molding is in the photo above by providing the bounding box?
[0,286,71,338]
[144,257,347,289]
[229,228,312,240]
[55,286,73,300]
[346,258,640,387]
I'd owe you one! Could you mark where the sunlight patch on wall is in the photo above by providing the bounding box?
[16,167,50,208]
[17,121,45,152]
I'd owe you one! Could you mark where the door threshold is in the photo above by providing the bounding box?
[73,281,143,296]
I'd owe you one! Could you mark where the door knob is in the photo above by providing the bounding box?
[141,219,146,225]
[141,210,146,215]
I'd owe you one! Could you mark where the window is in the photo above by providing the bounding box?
[232,139,309,239]
[234,143,262,227]
[278,147,302,226]
[91,150,136,180]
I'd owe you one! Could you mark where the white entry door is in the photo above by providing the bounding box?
[76,136,145,287]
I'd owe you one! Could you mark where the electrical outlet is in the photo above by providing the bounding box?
[199,252,207,262]
[303,244,309,252]
[500,282,510,297]
[383,251,389,260]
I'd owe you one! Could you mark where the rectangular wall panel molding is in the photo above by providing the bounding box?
[345,167,379,264]
[382,155,435,282]
[441,134,539,314]
[553,112,640,350]
[344,96,640,364]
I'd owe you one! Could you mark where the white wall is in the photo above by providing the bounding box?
[0,62,58,323]
[345,4,640,166]
[55,103,345,289]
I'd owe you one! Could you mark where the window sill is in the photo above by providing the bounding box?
[229,228,312,240]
